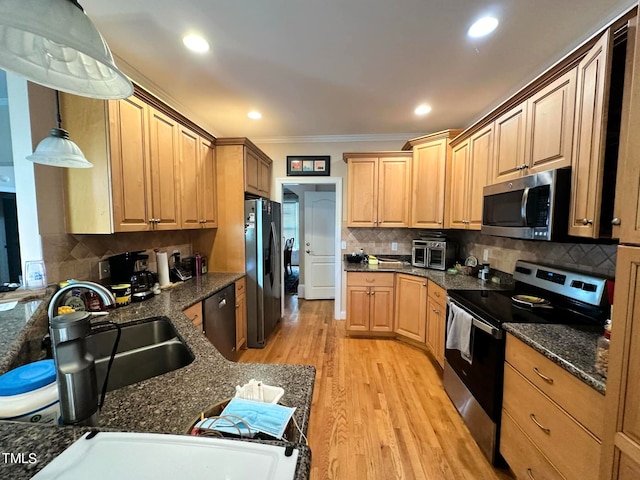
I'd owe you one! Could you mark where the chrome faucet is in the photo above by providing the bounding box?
[48,281,116,426]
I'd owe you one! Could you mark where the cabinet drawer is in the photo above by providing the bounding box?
[347,272,394,287]
[503,363,600,480]
[505,334,604,439]
[427,280,446,303]
[235,277,246,295]
[500,409,565,480]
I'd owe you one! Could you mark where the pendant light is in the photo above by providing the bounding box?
[26,90,93,168]
[0,0,133,100]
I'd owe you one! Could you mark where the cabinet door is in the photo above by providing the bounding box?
[493,102,527,183]
[183,302,203,331]
[347,158,378,227]
[526,68,577,174]
[235,286,247,351]
[258,158,271,197]
[617,453,640,480]
[394,275,427,342]
[109,96,152,232]
[377,157,411,227]
[426,296,446,367]
[411,139,446,228]
[370,286,394,332]
[178,126,201,229]
[600,246,640,479]
[467,125,493,230]
[199,138,218,227]
[447,140,469,229]
[244,148,260,194]
[148,108,181,230]
[346,285,371,332]
[569,32,612,238]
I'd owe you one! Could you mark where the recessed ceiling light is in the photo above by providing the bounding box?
[182,34,210,53]
[414,104,432,116]
[248,111,262,120]
[468,17,499,38]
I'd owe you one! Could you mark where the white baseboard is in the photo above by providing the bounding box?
[298,284,304,298]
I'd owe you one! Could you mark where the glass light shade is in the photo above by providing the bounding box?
[26,128,93,168]
[0,0,133,99]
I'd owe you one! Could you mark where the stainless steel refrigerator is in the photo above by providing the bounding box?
[244,199,282,348]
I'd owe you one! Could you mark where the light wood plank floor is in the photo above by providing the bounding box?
[239,297,513,480]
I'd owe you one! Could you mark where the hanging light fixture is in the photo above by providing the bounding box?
[26,90,93,168]
[0,0,133,99]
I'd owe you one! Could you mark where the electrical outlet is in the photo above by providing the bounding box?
[391,242,398,251]
[98,261,110,280]
[341,241,347,250]
[483,249,489,262]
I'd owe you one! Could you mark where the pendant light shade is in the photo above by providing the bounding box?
[27,128,93,168]
[0,0,133,100]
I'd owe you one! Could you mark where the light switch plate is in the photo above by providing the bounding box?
[341,241,347,250]
[391,242,398,251]
[483,249,489,262]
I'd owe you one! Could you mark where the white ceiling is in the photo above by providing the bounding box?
[81,0,636,141]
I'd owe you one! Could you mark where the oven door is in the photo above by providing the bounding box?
[444,298,505,422]
[426,247,445,270]
[412,244,427,267]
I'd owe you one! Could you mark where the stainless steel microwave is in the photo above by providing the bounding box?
[481,168,571,241]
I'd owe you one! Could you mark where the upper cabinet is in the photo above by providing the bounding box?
[493,102,528,183]
[404,130,461,229]
[243,145,272,198]
[344,152,412,227]
[61,86,217,234]
[447,124,493,230]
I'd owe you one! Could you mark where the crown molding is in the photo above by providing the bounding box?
[252,133,418,144]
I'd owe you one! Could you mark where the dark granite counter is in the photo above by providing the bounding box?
[0,273,314,479]
[503,323,606,395]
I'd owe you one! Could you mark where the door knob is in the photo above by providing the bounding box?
[582,218,593,226]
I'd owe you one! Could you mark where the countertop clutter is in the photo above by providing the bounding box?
[344,260,606,395]
[0,273,314,479]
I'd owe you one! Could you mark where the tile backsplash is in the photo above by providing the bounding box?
[41,231,193,284]
[343,227,618,278]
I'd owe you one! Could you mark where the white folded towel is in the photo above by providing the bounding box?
[446,302,473,364]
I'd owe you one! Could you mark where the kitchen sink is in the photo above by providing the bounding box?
[86,317,194,391]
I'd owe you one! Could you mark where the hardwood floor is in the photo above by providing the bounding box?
[239,296,513,480]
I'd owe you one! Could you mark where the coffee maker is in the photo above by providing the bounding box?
[108,251,156,301]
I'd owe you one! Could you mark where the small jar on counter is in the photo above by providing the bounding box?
[595,323,611,378]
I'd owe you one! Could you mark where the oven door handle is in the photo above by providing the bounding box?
[447,297,502,339]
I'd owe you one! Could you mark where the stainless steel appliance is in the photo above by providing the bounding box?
[245,199,282,348]
[204,284,237,361]
[411,238,455,270]
[482,168,571,241]
[108,251,155,301]
[443,260,609,464]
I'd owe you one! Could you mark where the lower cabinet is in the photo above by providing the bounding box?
[394,274,427,342]
[235,278,247,351]
[346,272,395,334]
[501,334,604,480]
[426,281,446,368]
[183,302,203,332]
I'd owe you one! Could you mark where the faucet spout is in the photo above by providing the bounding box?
[48,281,116,321]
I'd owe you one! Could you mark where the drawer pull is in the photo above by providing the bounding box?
[533,367,554,384]
[527,468,535,480]
[365,278,375,283]
[529,414,550,434]
[434,290,441,297]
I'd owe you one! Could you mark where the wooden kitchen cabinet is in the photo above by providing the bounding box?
[501,334,604,480]
[447,124,492,230]
[183,302,203,332]
[492,101,527,183]
[403,130,462,229]
[344,152,412,228]
[244,145,271,198]
[394,274,427,342]
[426,281,446,367]
[61,86,216,234]
[235,277,247,351]
[346,272,394,334]
[179,126,218,229]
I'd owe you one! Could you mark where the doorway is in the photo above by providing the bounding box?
[274,177,342,321]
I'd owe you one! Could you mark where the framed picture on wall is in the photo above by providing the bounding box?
[286,156,331,176]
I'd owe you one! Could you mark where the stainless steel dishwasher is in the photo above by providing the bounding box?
[203,284,237,361]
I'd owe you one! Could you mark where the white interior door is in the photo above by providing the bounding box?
[303,191,336,299]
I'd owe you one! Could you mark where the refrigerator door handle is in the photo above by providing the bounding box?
[269,221,278,288]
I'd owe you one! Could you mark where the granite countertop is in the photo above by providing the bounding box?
[0,273,315,479]
[503,323,606,395]
[344,260,510,291]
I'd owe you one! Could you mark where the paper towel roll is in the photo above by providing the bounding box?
[156,251,170,287]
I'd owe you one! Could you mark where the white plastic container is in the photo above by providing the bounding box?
[0,359,60,424]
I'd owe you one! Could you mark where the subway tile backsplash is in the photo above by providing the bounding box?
[343,227,617,278]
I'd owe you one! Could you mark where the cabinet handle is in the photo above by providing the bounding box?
[422,283,427,287]
[235,303,239,308]
[366,278,375,283]
[522,164,529,170]
[437,220,442,224]
[434,290,440,297]
[582,218,593,226]
[370,291,375,296]
[433,309,440,314]
[533,367,554,384]
[529,414,550,434]
[515,165,522,171]
[611,217,621,226]
[526,468,536,480]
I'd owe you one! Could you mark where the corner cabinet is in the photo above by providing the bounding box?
[344,152,412,228]
[346,272,394,335]
[61,87,217,234]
